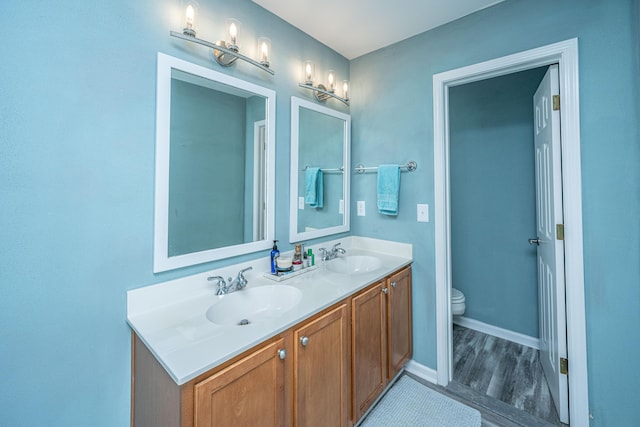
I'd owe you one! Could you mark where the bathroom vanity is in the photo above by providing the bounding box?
[128,237,412,427]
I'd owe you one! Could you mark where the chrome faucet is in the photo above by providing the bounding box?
[318,243,347,261]
[207,266,253,295]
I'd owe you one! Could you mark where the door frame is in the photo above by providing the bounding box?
[433,38,589,425]
[253,120,267,241]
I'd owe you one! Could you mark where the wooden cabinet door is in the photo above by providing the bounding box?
[387,266,412,380]
[193,338,287,427]
[293,304,348,427]
[351,281,387,422]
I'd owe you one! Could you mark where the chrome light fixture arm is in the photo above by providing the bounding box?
[170,31,275,76]
[298,82,349,106]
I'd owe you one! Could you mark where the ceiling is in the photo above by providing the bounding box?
[252,0,505,59]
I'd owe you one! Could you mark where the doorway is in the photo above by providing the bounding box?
[252,120,267,241]
[448,65,560,423]
[432,39,589,426]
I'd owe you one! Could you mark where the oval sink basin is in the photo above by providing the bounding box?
[325,255,382,275]
[206,285,302,326]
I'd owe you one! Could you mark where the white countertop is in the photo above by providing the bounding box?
[127,236,412,385]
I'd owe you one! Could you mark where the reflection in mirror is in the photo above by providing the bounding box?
[154,53,275,272]
[289,97,350,243]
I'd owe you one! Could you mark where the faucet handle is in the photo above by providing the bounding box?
[237,266,253,288]
[318,248,328,260]
[207,275,228,295]
[331,242,346,255]
[239,266,253,275]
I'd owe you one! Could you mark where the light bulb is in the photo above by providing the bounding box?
[183,4,197,37]
[225,19,241,49]
[342,80,350,100]
[258,37,271,67]
[229,23,237,45]
[304,61,314,84]
[327,70,336,93]
[185,6,194,28]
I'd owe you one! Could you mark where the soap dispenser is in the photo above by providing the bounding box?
[270,240,280,274]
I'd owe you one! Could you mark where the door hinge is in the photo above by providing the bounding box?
[556,224,565,241]
[553,95,560,111]
[560,357,568,375]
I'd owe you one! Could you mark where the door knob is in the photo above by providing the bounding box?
[382,288,389,295]
[391,281,397,288]
[278,349,286,360]
[528,238,540,245]
[300,336,309,346]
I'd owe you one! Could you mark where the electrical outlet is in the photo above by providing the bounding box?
[417,204,429,222]
[357,200,366,216]
[298,197,305,210]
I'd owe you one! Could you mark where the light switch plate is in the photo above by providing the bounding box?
[339,199,344,214]
[417,204,429,222]
[298,197,305,210]
[357,200,366,216]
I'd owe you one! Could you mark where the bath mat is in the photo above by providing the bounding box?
[360,375,481,427]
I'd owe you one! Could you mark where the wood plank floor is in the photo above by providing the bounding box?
[452,325,566,426]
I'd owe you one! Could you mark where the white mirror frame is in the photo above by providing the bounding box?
[154,53,276,272]
[289,97,350,243]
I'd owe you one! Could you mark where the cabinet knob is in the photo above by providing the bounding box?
[278,349,286,360]
[382,288,389,295]
[300,336,309,346]
[391,281,397,288]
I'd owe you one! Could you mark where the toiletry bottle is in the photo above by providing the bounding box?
[293,244,303,271]
[308,248,314,266]
[270,240,279,274]
[303,246,308,267]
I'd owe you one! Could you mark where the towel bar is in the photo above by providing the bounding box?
[355,161,417,174]
[301,165,344,173]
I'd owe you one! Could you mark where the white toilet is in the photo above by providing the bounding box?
[451,288,466,316]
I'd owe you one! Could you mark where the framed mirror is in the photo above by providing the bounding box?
[154,53,275,272]
[289,97,350,243]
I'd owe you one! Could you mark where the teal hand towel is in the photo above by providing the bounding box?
[304,167,324,208]
[377,164,400,216]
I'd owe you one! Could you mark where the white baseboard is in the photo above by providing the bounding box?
[453,316,540,350]
[405,360,438,384]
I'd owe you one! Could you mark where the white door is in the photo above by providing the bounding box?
[533,64,569,424]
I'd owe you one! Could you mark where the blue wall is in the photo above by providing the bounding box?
[449,67,547,337]
[351,0,640,424]
[0,0,348,425]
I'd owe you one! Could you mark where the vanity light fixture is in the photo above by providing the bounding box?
[298,61,349,105]
[170,4,274,75]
